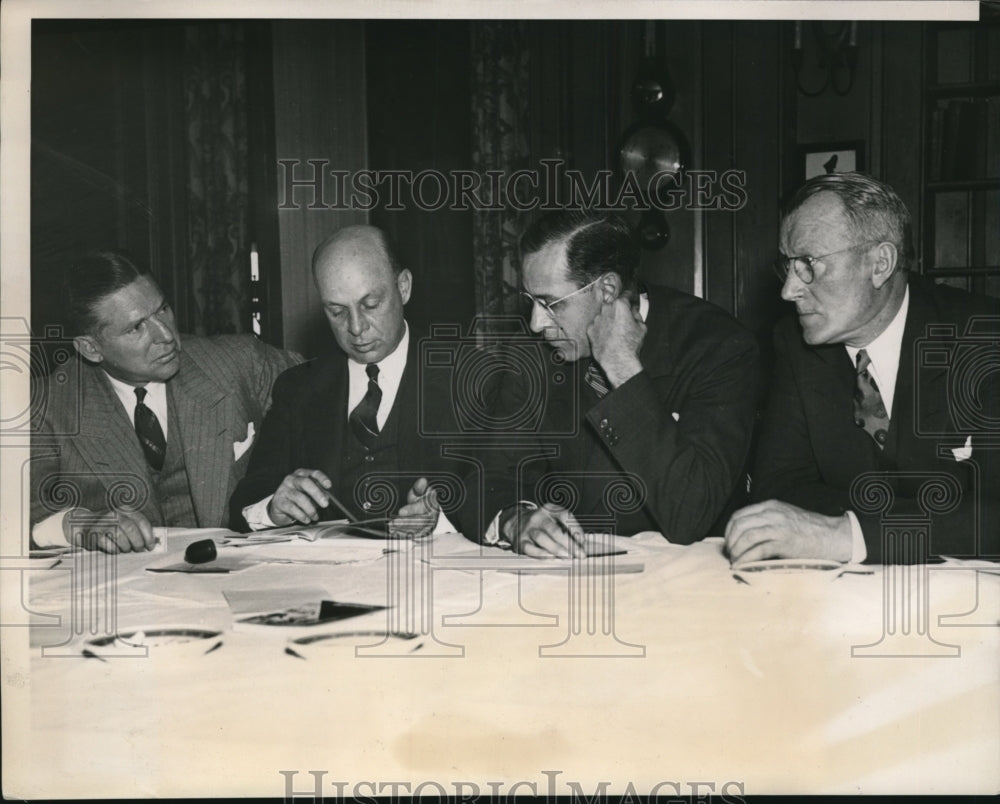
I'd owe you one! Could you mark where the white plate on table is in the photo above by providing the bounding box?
[731,558,856,587]
[82,626,223,659]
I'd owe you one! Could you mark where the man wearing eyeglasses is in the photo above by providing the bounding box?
[726,172,999,565]
[483,210,761,556]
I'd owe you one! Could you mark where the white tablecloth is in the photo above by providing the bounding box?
[8,530,999,797]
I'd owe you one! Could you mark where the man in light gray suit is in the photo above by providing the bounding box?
[29,250,300,553]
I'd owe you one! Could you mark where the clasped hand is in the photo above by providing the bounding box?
[586,297,646,389]
[64,508,156,553]
[269,469,439,537]
[502,503,587,558]
[725,499,853,564]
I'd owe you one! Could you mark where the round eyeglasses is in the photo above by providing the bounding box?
[774,240,881,285]
[520,276,602,319]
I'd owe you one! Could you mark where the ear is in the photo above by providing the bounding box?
[598,272,622,304]
[396,269,413,305]
[870,242,899,290]
[73,334,104,364]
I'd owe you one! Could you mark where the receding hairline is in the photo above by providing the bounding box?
[312,225,398,278]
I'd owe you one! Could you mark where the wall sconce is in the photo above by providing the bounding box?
[792,21,859,97]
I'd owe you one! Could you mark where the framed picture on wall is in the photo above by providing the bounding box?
[799,140,866,182]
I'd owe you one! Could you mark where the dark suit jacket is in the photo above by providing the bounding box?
[753,276,1000,562]
[30,335,300,531]
[481,284,761,542]
[229,329,472,532]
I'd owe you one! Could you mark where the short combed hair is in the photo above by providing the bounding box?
[63,250,152,336]
[783,172,914,271]
[519,211,640,293]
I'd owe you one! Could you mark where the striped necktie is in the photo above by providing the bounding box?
[584,360,610,399]
[349,363,382,449]
[134,387,166,471]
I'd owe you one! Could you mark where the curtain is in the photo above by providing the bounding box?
[470,22,531,320]
[183,23,250,335]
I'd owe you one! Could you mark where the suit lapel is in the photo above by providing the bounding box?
[805,340,881,476]
[889,281,952,454]
[312,356,349,475]
[75,365,157,511]
[170,351,231,527]
[394,334,427,468]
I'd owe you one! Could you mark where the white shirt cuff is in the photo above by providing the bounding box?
[433,509,457,535]
[846,510,868,564]
[243,496,277,530]
[482,500,537,545]
[31,510,72,549]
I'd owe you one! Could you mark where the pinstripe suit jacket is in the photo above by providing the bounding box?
[30,334,300,530]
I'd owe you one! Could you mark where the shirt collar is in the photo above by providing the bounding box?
[104,372,167,407]
[347,321,409,378]
[845,284,909,374]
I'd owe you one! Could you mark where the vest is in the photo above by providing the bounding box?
[147,391,198,527]
[337,400,408,520]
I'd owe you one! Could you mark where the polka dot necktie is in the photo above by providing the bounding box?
[133,387,166,471]
[854,349,889,449]
[584,360,610,399]
[349,363,382,449]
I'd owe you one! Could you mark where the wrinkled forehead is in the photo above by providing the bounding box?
[315,249,395,301]
[91,275,164,332]
[780,192,850,251]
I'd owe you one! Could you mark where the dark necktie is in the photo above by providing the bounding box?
[134,387,166,471]
[349,363,382,449]
[853,349,890,449]
[584,360,610,399]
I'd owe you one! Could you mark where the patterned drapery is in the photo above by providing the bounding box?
[183,23,250,335]
[470,22,531,319]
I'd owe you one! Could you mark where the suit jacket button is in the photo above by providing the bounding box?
[362,501,372,511]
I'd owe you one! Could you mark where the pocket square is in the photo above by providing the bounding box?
[233,422,256,461]
[951,435,972,462]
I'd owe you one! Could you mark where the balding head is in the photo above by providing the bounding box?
[312,225,402,281]
[312,225,411,364]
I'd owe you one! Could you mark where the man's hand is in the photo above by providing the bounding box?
[587,297,646,388]
[725,499,853,565]
[268,469,333,526]
[389,477,439,538]
[503,503,587,558]
[64,508,156,553]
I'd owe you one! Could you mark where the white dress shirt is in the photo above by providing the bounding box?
[243,324,413,529]
[842,286,910,563]
[106,375,169,439]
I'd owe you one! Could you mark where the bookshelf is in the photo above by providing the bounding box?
[921,16,1000,297]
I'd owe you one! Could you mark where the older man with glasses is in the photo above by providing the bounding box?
[481,210,761,557]
[726,171,1000,565]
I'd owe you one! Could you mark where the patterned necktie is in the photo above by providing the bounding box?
[134,387,166,471]
[584,360,610,399]
[853,349,890,449]
[349,363,382,449]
